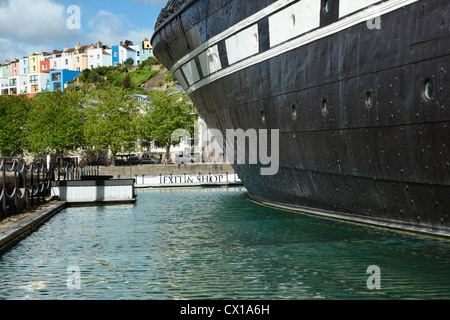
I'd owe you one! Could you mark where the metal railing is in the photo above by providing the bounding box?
[155,0,191,28]
[0,159,98,219]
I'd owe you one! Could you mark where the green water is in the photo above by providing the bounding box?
[0,187,449,300]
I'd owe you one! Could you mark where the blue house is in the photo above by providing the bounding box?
[112,43,138,66]
[112,44,128,66]
[19,57,29,75]
[139,38,153,63]
[48,69,81,92]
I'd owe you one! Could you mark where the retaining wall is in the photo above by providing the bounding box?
[98,163,235,179]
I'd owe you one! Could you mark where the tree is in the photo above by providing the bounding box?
[122,74,131,89]
[26,90,85,164]
[138,89,197,162]
[124,58,134,67]
[0,95,32,156]
[83,85,139,163]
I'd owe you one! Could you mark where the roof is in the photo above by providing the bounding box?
[123,46,136,52]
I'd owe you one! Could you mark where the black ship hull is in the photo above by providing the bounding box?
[152,0,450,237]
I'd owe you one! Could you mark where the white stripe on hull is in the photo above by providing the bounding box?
[170,0,420,94]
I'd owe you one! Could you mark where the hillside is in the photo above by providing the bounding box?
[141,65,170,89]
[75,58,176,92]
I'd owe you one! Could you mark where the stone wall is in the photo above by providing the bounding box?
[98,163,235,179]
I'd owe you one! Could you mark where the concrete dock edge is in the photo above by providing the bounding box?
[0,201,67,254]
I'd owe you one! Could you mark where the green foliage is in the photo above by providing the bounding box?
[124,57,134,67]
[165,71,176,83]
[0,95,32,156]
[26,90,85,158]
[80,65,161,90]
[139,57,159,69]
[130,70,160,88]
[83,85,139,157]
[106,71,126,88]
[1,59,199,163]
[138,89,197,160]
[123,74,132,89]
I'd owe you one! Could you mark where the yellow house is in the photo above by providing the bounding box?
[28,53,40,74]
[72,43,94,72]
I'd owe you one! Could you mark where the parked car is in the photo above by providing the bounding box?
[127,157,141,165]
[141,157,160,164]
[174,154,199,165]
[87,160,104,166]
[114,159,127,166]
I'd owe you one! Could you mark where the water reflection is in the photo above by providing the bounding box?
[0,187,449,300]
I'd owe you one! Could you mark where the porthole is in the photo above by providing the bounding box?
[291,104,297,120]
[321,99,328,116]
[261,110,266,122]
[291,14,296,27]
[365,91,373,109]
[323,0,331,13]
[424,79,434,100]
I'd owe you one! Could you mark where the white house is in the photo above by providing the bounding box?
[0,77,9,96]
[49,50,65,71]
[0,75,28,95]
[27,73,49,94]
[61,46,75,71]
[88,48,112,70]
[129,44,141,65]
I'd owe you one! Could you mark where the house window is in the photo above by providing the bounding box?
[43,64,47,70]
[65,59,69,65]
[52,73,61,81]
[33,66,36,72]
[31,85,39,93]
[53,82,62,91]
[30,75,38,84]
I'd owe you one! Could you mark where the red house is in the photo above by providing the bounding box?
[40,60,50,73]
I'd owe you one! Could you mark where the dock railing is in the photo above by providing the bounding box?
[0,159,98,219]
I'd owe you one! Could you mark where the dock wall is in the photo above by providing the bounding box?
[98,163,235,180]
[51,180,136,205]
